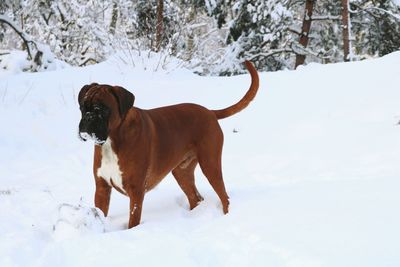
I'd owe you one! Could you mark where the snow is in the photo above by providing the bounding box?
[53,203,106,241]
[0,50,31,74]
[0,49,68,77]
[1,52,400,267]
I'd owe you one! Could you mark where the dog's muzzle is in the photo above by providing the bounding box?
[79,131,105,145]
[79,112,108,145]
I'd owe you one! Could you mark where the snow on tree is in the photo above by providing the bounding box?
[0,13,65,72]
[0,0,114,66]
[209,0,294,74]
[0,0,399,74]
[351,0,400,58]
[295,0,316,68]
[290,1,349,65]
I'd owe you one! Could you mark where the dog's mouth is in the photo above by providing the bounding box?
[79,131,106,145]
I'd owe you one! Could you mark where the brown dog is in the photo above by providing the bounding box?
[78,61,259,228]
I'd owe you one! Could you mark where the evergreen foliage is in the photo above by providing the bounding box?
[0,0,399,75]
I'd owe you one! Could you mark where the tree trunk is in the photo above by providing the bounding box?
[185,7,196,60]
[295,0,316,69]
[341,0,351,61]
[109,1,119,35]
[155,0,164,52]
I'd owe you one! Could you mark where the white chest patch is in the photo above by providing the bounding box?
[97,138,125,193]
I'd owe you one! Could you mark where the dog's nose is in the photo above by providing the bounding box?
[79,131,88,141]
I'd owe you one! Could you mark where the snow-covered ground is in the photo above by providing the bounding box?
[1,52,400,267]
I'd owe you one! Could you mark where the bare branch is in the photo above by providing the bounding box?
[0,15,33,59]
[79,57,98,66]
[288,27,301,35]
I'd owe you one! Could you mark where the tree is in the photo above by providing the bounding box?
[295,0,316,68]
[208,0,294,74]
[1,0,399,74]
[155,0,164,52]
[341,0,351,61]
[351,0,400,58]
[291,1,344,65]
[0,13,62,71]
[109,1,119,35]
[0,14,36,60]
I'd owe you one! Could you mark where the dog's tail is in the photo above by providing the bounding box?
[212,60,259,120]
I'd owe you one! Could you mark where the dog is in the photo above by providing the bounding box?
[78,61,259,228]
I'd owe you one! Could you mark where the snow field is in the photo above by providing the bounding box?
[1,52,400,267]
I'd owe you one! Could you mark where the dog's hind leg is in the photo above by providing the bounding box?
[197,131,230,214]
[172,159,204,210]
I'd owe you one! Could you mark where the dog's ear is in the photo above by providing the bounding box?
[110,86,135,117]
[78,83,98,106]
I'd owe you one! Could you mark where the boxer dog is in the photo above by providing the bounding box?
[78,61,259,228]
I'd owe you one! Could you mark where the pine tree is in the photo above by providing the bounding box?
[293,1,344,64]
[351,0,400,57]
[210,0,294,74]
[1,0,399,73]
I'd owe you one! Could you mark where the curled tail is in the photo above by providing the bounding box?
[213,60,259,120]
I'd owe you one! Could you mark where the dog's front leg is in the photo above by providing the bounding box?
[94,177,112,217]
[127,184,145,228]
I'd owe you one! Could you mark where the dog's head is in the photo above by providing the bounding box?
[78,83,135,145]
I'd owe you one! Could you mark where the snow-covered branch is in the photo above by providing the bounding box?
[1,1,399,74]
[311,15,341,21]
[366,6,400,20]
[291,42,331,58]
[0,15,35,59]
[351,3,400,20]
[248,48,295,61]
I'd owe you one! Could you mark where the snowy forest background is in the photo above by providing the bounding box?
[1,0,400,75]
